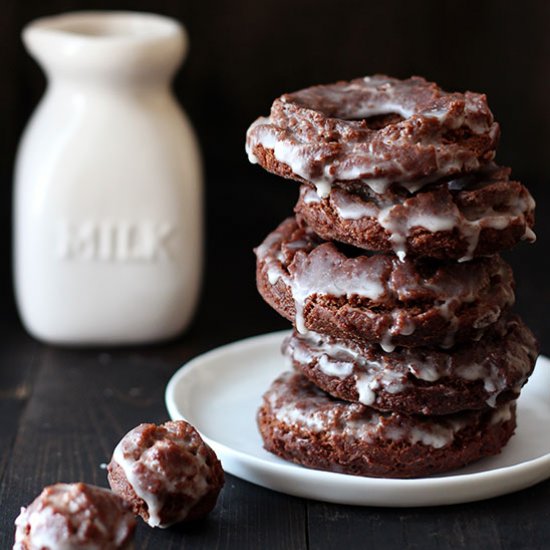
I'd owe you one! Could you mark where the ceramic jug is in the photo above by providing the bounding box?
[14,12,203,345]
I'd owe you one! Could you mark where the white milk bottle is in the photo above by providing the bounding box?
[14,12,203,345]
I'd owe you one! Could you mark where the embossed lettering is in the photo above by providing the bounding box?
[57,221,97,260]
[57,221,175,262]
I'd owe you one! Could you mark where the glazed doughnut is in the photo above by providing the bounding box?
[108,420,224,528]
[255,218,515,350]
[14,483,135,550]
[257,371,516,478]
[284,314,537,415]
[246,75,500,197]
[295,165,535,260]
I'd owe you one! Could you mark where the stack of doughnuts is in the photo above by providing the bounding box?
[246,75,538,478]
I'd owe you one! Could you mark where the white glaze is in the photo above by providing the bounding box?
[256,228,386,334]
[523,226,536,241]
[379,336,397,353]
[272,400,327,432]
[286,333,406,406]
[409,425,460,449]
[490,402,513,425]
[354,375,377,405]
[318,355,355,377]
[286,326,525,408]
[407,357,441,382]
[13,484,134,550]
[324,185,536,261]
[329,188,378,219]
[257,219,514,350]
[377,309,417,353]
[290,247,385,333]
[112,430,209,529]
[113,440,165,528]
[268,372,509,449]
[14,506,76,550]
[246,76,498,197]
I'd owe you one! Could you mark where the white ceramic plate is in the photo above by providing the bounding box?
[165,331,550,507]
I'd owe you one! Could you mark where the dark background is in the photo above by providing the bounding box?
[0,3,549,548]
[1,0,549,345]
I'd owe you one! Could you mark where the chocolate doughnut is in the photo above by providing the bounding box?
[284,314,537,415]
[108,420,224,528]
[246,75,499,197]
[14,483,135,550]
[255,217,515,349]
[295,165,535,260]
[258,371,516,478]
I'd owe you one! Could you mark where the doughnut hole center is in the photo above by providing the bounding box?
[346,113,405,130]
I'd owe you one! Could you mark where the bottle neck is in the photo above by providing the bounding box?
[23,12,187,87]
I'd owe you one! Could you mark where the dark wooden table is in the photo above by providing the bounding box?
[1,177,549,549]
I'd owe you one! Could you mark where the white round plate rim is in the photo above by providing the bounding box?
[165,331,550,507]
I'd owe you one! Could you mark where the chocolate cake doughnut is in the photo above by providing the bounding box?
[248,74,537,480]
[108,420,224,528]
[284,314,537,415]
[295,165,535,260]
[256,217,515,349]
[14,483,135,550]
[258,371,516,478]
[246,75,499,198]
